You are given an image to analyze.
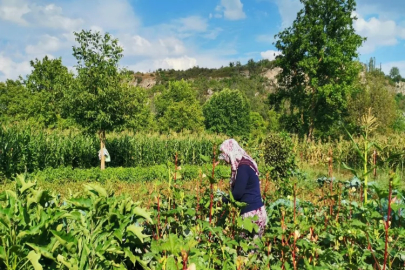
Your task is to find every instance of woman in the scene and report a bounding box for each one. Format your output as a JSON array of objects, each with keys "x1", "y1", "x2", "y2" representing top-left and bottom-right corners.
[{"x1": 218, "y1": 139, "x2": 267, "y2": 238}]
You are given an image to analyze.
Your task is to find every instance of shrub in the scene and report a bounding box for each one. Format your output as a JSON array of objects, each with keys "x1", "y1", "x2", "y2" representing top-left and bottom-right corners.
[
  {"x1": 32, "y1": 165, "x2": 231, "y2": 183},
  {"x1": 263, "y1": 133, "x2": 296, "y2": 179}
]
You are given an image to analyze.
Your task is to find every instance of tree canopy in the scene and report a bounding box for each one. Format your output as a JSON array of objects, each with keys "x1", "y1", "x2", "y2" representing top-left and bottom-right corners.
[
  {"x1": 203, "y1": 88, "x2": 250, "y2": 138},
  {"x1": 272, "y1": 0, "x2": 365, "y2": 139}
]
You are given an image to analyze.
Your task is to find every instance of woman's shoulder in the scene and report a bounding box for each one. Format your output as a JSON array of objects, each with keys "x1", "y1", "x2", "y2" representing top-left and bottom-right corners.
[{"x1": 237, "y1": 164, "x2": 257, "y2": 174}]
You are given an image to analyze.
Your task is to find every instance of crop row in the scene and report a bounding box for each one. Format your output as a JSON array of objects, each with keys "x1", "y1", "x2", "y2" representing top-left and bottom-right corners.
[{"x1": 0, "y1": 127, "x2": 225, "y2": 177}]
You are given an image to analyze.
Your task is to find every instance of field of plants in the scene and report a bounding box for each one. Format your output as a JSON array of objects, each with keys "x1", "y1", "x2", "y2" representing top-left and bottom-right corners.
[{"x1": 1, "y1": 131, "x2": 405, "y2": 269}]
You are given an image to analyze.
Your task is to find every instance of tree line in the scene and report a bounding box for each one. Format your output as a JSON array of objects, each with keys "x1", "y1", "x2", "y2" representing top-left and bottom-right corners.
[{"x1": 1, "y1": 0, "x2": 405, "y2": 148}]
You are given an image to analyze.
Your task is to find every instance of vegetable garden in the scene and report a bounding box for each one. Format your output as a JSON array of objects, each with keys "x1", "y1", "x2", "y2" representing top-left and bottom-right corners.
[{"x1": 1, "y1": 137, "x2": 404, "y2": 269}]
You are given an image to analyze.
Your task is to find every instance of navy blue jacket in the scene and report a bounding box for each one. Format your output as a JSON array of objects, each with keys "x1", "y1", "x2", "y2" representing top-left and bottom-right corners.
[{"x1": 223, "y1": 164, "x2": 264, "y2": 214}]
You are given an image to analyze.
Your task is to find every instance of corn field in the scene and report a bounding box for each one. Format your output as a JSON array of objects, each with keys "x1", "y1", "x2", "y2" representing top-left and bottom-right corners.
[
  {"x1": 2, "y1": 126, "x2": 405, "y2": 179},
  {"x1": 0, "y1": 127, "x2": 225, "y2": 178},
  {"x1": 291, "y1": 134, "x2": 405, "y2": 169}
]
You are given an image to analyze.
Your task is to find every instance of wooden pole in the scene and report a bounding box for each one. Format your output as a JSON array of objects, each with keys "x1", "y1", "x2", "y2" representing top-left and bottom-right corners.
[{"x1": 100, "y1": 130, "x2": 106, "y2": 170}]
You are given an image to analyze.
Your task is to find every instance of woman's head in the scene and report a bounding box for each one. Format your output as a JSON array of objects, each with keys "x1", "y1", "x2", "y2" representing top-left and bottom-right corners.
[
  {"x1": 218, "y1": 139, "x2": 246, "y2": 169},
  {"x1": 218, "y1": 139, "x2": 259, "y2": 185}
]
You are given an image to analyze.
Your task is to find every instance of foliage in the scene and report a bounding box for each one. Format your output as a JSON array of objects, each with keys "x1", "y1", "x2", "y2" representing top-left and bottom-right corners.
[
  {"x1": 154, "y1": 80, "x2": 204, "y2": 133},
  {"x1": 273, "y1": 0, "x2": 364, "y2": 138},
  {"x1": 21, "y1": 56, "x2": 74, "y2": 127},
  {"x1": 347, "y1": 72, "x2": 398, "y2": 133},
  {"x1": 389, "y1": 67, "x2": 402, "y2": 82},
  {"x1": 0, "y1": 80, "x2": 32, "y2": 124},
  {"x1": 203, "y1": 88, "x2": 251, "y2": 138},
  {"x1": 0, "y1": 174, "x2": 152, "y2": 269},
  {"x1": 67, "y1": 30, "x2": 125, "y2": 134},
  {"x1": 249, "y1": 112, "x2": 267, "y2": 139},
  {"x1": 32, "y1": 165, "x2": 230, "y2": 184},
  {"x1": 154, "y1": 59, "x2": 275, "y2": 82},
  {"x1": 1, "y1": 153, "x2": 405, "y2": 269},
  {"x1": 263, "y1": 133, "x2": 296, "y2": 179}
]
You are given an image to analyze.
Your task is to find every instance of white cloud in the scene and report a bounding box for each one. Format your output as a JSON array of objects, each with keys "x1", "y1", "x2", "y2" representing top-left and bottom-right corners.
[
  {"x1": 177, "y1": 16, "x2": 208, "y2": 32},
  {"x1": 356, "y1": 0, "x2": 405, "y2": 21},
  {"x1": 273, "y1": 0, "x2": 302, "y2": 28},
  {"x1": 0, "y1": 0, "x2": 30, "y2": 25},
  {"x1": 215, "y1": 0, "x2": 246, "y2": 20},
  {"x1": 0, "y1": 54, "x2": 31, "y2": 81},
  {"x1": 204, "y1": 27, "x2": 223, "y2": 39},
  {"x1": 25, "y1": 35, "x2": 63, "y2": 55},
  {"x1": 353, "y1": 12, "x2": 405, "y2": 54},
  {"x1": 70, "y1": 0, "x2": 139, "y2": 31},
  {"x1": 256, "y1": 34, "x2": 275, "y2": 43},
  {"x1": 0, "y1": 1, "x2": 83, "y2": 31},
  {"x1": 120, "y1": 35, "x2": 186, "y2": 58},
  {"x1": 154, "y1": 56, "x2": 197, "y2": 70},
  {"x1": 0, "y1": 0, "x2": 233, "y2": 80},
  {"x1": 27, "y1": 4, "x2": 84, "y2": 31},
  {"x1": 261, "y1": 50, "x2": 281, "y2": 61}
]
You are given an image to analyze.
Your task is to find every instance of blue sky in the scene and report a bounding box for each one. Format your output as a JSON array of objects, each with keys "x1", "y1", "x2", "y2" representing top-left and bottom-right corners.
[{"x1": 0, "y1": 0, "x2": 405, "y2": 81}]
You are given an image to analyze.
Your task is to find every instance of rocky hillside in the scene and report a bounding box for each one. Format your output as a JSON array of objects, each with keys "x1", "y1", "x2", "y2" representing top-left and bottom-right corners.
[{"x1": 129, "y1": 65, "x2": 404, "y2": 97}]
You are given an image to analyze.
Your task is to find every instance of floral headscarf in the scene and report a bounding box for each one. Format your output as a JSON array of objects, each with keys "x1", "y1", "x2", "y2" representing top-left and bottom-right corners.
[{"x1": 219, "y1": 139, "x2": 259, "y2": 186}]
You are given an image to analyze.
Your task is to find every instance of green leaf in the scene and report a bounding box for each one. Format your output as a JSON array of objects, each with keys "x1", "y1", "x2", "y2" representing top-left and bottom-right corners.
[
  {"x1": 84, "y1": 183, "x2": 108, "y2": 197},
  {"x1": 345, "y1": 129, "x2": 365, "y2": 162},
  {"x1": 242, "y1": 218, "x2": 254, "y2": 233},
  {"x1": 207, "y1": 176, "x2": 217, "y2": 184},
  {"x1": 127, "y1": 225, "x2": 148, "y2": 243},
  {"x1": 342, "y1": 162, "x2": 358, "y2": 177},
  {"x1": 200, "y1": 154, "x2": 211, "y2": 163},
  {"x1": 19, "y1": 180, "x2": 36, "y2": 195},
  {"x1": 27, "y1": 250, "x2": 43, "y2": 270},
  {"x1": 132, "y1": 207, "x2": 153, "y2": 224},
  {"x1": 26, "y1": 243, "x2": 55, "y2": 261},
  {"x1": 350, "y1": 219, "x2": 366, "y2": 228},
  {"x1": 0, "y1": 246, "x2": 5, "y2": 260}
]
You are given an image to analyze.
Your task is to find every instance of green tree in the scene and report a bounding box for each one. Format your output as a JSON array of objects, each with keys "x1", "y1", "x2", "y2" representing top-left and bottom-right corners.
[
  {"x1": 154, "y1": 80, "x2": 204, "y2": 132},
  {"x1": 347, "y1": 73, "x2": 398, "y2": 133},
  {"x1": 273, "y1": 0, "x2": 364, "y2": 139},
  {"x1": 22, "y1": 56, "x2": 74, "y2": 127},
  {"x1": 250, "y1": 111, "x2": 267, "y2": 138},
  {"x1": 0, "y1": 80, "x2": 31, "y2": 123},
  {"x1": 119, "y1": 84, "x2": 155, "y2": 132},
  {"x1": 389, "y1": 66, "x2": 401, "y2": 82},
  {"x1": 203, "y1": 88, "x2": 250, "y2": 137},
  {"x1": 66, "y1": 30, "x2": 132, "y2": 170}
]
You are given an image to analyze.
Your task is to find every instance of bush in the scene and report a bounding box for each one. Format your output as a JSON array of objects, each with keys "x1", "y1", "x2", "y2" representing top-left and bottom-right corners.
[
  {"x1": 32, "y1": 165, "x2": 231, "y2": 183},
  {"x1": 263, "y1": 133, "x2": 296, "y2": 179}
]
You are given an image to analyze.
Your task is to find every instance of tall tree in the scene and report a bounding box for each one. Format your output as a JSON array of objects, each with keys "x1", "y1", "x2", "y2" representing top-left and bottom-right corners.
[
  {"x1": 154, "y1": 80, "x2": 204, "y2": 132},
  {"x1": 22, "y1": 56, "x2": 73, "y2": 126},
  {"x1": 389, "y1": 66, "x2": 401, "y2": 82},
  {"x1": 347, "y1": 72, "x2": 398, "y2": 133},
  {"x1": 66, "y1": 30, "x2": 128, "y2": 170},
  {"x1": 273, "y1": 0, "x2": 365, "y2": 139},
  {"x1": 203, "y1": 88, "x2": 250, "y2": 138}
]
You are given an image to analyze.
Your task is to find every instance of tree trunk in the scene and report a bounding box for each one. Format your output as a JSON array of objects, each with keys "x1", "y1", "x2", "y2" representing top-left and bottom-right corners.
[
  {"x1": 308, "y1": 118, "x2": 314, "y2": 142},
  {"x1": 307, "y1": 87, "x2": 316, "y2": 142},
  {"x1": 100, "y1": 130, "x2": 106, "y2": 170}
]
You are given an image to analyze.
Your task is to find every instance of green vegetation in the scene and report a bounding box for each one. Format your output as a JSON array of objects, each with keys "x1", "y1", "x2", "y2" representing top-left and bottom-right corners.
[
  {"x1": 1, "y1": 0, "x2": 405, "y2": 268},
  {"x1": 0, "y1": 127, "x2": 227, "y2": 178},
  {"x1": 203, "y1": 88, "x2": 251, "y2": 138},
  {"x1": 154, "y1": 80, "x2": 204, "y2": 133}
]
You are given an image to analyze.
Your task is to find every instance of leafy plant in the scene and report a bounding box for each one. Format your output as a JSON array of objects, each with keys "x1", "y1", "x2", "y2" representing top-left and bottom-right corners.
[
  {"x1": 263, "y1": 132, "x2": 296, "y2": 180},
  {"x1": 0, "y1": 174, "x2": 153, "y2": 270}
]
